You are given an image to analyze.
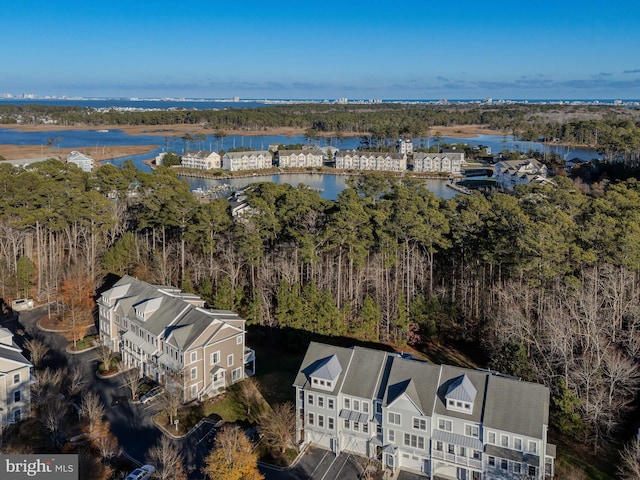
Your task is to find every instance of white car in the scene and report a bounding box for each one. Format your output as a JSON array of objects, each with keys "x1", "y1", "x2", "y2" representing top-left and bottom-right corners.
[{"x1": 124, "y1": 465, "x2": 155, "y2": 480}]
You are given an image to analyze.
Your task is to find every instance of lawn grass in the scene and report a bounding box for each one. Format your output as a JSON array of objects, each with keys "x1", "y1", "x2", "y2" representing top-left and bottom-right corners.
[{"x1": 202, "y1": 393, "x2": 249, "y2": 424}]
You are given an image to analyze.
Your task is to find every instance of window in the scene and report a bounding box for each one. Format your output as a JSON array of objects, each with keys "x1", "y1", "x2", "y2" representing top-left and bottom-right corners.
[
  {"x1": 413, "y1": 418, "x2": 427, "y2": 430},
  {"x1": 13, "y1": 390, "x2": 21, "y2": 403},
  {"x1": 231, "y1": 368, "x2": 241, "y2": 381},
  {"x1": 13, "y1": 373, "x2": 20, "y2": 384},
  {"x1": 344, "y1": 419, "x2": 350, "y2": 429},
  {"x1": 528, "y1": 441, "x2": 538, "y2": 454},
  {"x1": 13, "y1": 409, "x2": 21, "y2": 422},
  {"x1": 528, "y1": 465, "x2": 537, "y2": 476},
  {"x1": 448, "y1": 444, "x2": 455, "y2": 455},
  {"x1": 308, "y1": 413, "x2": 314, "y2": 426},
  {"x1": 500, "y1": 459, "x2": 508, "y2": 470},
  {"x1": 318, "y1": 396, "x2": 324, "y2": 408},
  {"x1": 501, "y1": 434, "x2": 509, "y2": 448},
  {"x1": 353, "y1": 399, "x2": 360, "y2": 411},
  {"x1": 211, "y1": 351, "x2": 220, "y2": 365},
  {"x1": 362, "y1": 402, "x2": 369, "y2": 414},
  {"x1": 488, "y1": 456, "x2": 495, "y2": 467},
  {"x1": 438, "y1": 418, "x2": 452, "y2": 431},
  {"x1": 191, "y1": 384, "x2": 197, "y2": 398},
  {"x1": 514, "y1": 462, "x2": 522, "y2": 474},
  {"x1": 328, "y1": 398, "x2": 334, "y2": 410},
  {"x1": 465, "y1": 424, "x2": 479, "y2": 438},
  {"x1": 190, "y1": 367, "x2": 197, "y2": 380},
  {"x1": 328, "y1": 417, "x2": 334, "y2": 430},
  {"x1": 388, "y1": 429, "x2": 395, "y2": 443},
  {"x1": 403, "y1": 434, "x2": 425, "y2": 449},
  {"x1": 388, "y1": 412, "x2": 401, "y2": 425},
  {"x1": 190, "y1": 351, "x2": 197, "y2": 363},
  {"x1": 488, "y1": 432, "x2": 496, "y2": 444},
  {"x1": 344, "y1": 398, "x2": 350, "y2": 409},
  {"x1": 514, "y1": 437, "x2": 522, "y2": 450},
  {"x1": 472, "y1": 450, "x2": 481, "y2": 460},
  {"x1": 307, "y1": 393, "x2": 314, "y2": 406},
  {"x1": 363, "y1": 422, "x2": 368, "y2": 434},
  {"x1": 353, "y1": 422, "x2": 359, "y2": 432},
  {"x1": 435, "y1": 441, "x2": 443, "y2": 451},
  {"x1": 318, "y1": 415, "x2": 324, "y2": 428},
  {"x1": 227, "y1": 354, "x2": 234, "y2": 367},
  {"x1": 459, "y1": 446, "x2": 466, "y2": 457},
  {"x1": 375, "y1": 401, "x2": 382, "y2": 414},
  {"x1": 236, "y1": 336, "x2": 242, "y2": 345}
]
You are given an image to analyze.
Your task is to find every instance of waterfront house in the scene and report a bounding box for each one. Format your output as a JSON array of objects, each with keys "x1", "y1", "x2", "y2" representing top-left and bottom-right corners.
[
  {"x1": 277, "y1": 148, "x2": 324, "y2": 168},
  {"x1": 98, "y1": 275, "x2": 255, "y2": 402},
  {"x1": 0, "y1": 328, "x2": 32, "y2": 426},
  {"x1": 398, "y1": 138, "x2": 414, "y2": 155},
  {"x1": 294, "y1": 342, "x2": 555, "y2": 479},
  {"x1": 493, "y1": 159, "x2": 549, "y2": 190},
  {"x1": 180, "y1": 150, "x2": 221, "y2": 170},
  {"x1": 412, "y1": 152, "x2": 464, "y2": 174},
  {"x1": 66, "y1": 150, "x2": 94, "y2": 172},
  {"x1": 335, "y1": 151, "x2": 407, "y2": 172},
  {"x1": 222, "y1": 150, "x2": 273, "y2": 172}
]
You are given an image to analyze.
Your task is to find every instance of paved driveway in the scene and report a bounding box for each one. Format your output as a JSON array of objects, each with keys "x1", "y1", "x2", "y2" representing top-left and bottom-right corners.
[{"x1": 260, "y1": 447, "x2": 368, "y2": 480}]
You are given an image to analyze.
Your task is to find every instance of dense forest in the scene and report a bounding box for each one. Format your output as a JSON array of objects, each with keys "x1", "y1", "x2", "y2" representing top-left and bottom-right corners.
[
  {"x1": 3, "y1": 103, "x2": 640, "y2": 163},
  {"x1": 3, "y1": 156, "x2": 640, "y2": 469}
]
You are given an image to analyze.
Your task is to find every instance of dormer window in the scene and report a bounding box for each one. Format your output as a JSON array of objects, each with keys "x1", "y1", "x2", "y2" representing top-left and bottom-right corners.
[
  {"x1": 445, "y1": 374, "x2": 476, "y2": 414},
  {"x1": 308, "y1": 354, "x2": 341, "y2": 392}
]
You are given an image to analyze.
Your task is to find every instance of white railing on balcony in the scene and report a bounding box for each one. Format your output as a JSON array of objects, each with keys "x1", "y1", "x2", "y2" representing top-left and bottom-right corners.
[{"x1": 431, "y1": 450, "x2": 481, "y2": 469}]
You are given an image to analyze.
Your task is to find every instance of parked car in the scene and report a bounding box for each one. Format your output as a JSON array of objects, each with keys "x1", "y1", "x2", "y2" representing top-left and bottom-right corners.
[
  {"x1": 124, "y1": 465, "x2": 155, "y2": 480},
  {"x1": 140, "y1": 386, "x2": 163, "y2": 404}
]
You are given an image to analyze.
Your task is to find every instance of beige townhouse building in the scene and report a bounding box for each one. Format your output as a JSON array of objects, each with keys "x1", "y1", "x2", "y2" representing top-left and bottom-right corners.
[{"x1": 98, "y1": 275, "x2": 255, "y2": 402}]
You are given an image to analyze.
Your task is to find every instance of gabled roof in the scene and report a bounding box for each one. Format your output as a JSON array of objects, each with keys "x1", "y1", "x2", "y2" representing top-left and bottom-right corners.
[
  {"x1": 341, "y1": 346, "x2": 389, "y2": 399},
  {"x1": 445, "y1": 374, "x2": 477, "y2": 402},
  {"x1": 386, "y1": 378, "x2": 424, "y2": 414},
  {"x1": 103, "y1": 275, "x2": 245, "y2": 351},
  {"x1": 383, "y1": 355, "x2": 440, "y2": 413},
  {"x1": 483, "y1": 373, "x2": 549, "y2": 438},
  {"x1": 293, "y1": 342, "x2": 353, "y2": 393},
  {"x1": 310, "y1": 355, "x2": 342, "y2": 381}
]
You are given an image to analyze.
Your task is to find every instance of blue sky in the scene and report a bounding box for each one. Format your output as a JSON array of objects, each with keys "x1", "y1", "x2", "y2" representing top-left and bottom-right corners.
[{"x1": 3, "y1": 1, "x2": 640, "y2": 100}]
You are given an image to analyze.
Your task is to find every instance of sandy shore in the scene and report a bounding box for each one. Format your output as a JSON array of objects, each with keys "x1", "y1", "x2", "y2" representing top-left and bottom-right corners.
[
  {"x1": 0, "y1": 144, "x2": 158, "y2": 162},
  {"x1": 0, "y1": 123, "x2": 504, "y2": 138},
  {"x1": 0, "y1": 123, "x2": 504, "y2": 162}
]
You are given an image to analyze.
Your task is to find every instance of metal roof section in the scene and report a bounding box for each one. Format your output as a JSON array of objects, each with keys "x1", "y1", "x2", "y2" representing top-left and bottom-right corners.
[
  {"x1": 445, "y1": 373, "x2": 477, "y2": 403},
  {"x1": 433, "y1": 429, "x2": 483, "y2": 451},
  {"x1": 311, "y1": 354, "x2": 342, "y2": 381},
  {"x1": 339, "y1": 409, "x2": 369, "y2": 424}
]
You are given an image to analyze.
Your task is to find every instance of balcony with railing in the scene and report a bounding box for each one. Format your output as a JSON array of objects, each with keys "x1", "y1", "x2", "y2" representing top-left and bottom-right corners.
[{"x1": 432, "y1": 450, "x2": 482, "y2": 469}]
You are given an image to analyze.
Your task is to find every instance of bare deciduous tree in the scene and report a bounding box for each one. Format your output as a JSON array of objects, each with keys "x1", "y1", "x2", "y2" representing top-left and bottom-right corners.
[
  {"x1": 92, "y1": 418, "x2": 120, "y2": 461},
  {"x1": 120, "y1": 365, "x2": 142, "y2": 401},
  {"x1": 146, "y1": 436, "x2": 187, "y2": 480},
  {"x1": 619, "y1": 438, "x2": 640, "y2": 480},
  {"x1": 80, "y1": 391, "x2": 104, "y2": 436},
  {"x1": 158, "y1": 384, "x2": 182, "y2": 425},
  {"x1": 23, "y1": 337, "x2": 49, "y2": 369},
  {"x1": 258, "y1": 402, "x2": 296, "y2": 454},
  {"x1": 67, "y1": 363, "x2": 87, "y2": 396},
  {"x1": 40, "y1": 396, "x2": 68, "y2": 449}
]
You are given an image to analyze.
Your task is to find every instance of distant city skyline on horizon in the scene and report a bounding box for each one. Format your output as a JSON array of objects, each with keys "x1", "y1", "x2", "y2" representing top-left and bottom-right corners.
[{"x1": 4, "y1": 1, "x2": 640, "y2": 100}]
